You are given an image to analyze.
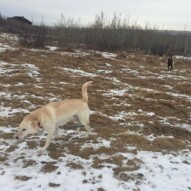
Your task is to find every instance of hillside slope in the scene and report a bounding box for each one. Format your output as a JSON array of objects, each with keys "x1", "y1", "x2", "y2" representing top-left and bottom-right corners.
[{"x1": 0, "y1": 33, "x2": 191, "y2": 191}]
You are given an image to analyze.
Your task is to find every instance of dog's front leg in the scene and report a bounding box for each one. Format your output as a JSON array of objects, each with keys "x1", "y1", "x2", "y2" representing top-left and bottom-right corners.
[
  {"x1": 41, "y1": 129, "x2": 55, "y2": 152},
  {"x1": 54, "y1": 126, "x2": 62, "y2": 139}
]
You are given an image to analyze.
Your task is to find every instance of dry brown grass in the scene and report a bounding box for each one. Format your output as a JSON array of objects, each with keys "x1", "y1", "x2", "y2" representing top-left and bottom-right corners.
[
  {"x1": 41, "y1": 162, "x2": 58, "y2": 173},
  {"x1": 1, "y1": 39, "x2": 191, "y2": 182},
  {"x1": 153, "y1": 137, "x2": 186, "y2": 151}
]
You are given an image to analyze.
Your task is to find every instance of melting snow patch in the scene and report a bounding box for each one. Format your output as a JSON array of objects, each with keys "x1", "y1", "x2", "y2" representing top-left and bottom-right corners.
[
  {"x1": 175, "y1": 55, "x2": 191, "y2": 61},
  {"x1": 22, "y1": 63, "x2": 41, "y2": 81},
  {"x1": 103, "y1": 89, "x2": 127, "y2": 97},
  {"x1": 0, "y1": 107, "x2": 28, "y2": 117},
  {"x1": 97, "y1": 69, "x2": 112, "y2": 74},
  {"x1": 0, "y1": 42, "x2": 16, "y2": 53},
  {"x1": 95, "y1": 51, "x2": 117, "y2": 59},
  {"x1": 0, "y1": 33, "x2": 18, "y2": 41},
  {"x1": 60, "y1": 50, "x2": 90, "y2": 57},
  {"x1": 46, "y1": 46, "x2": 58, "y2": 51},
  {"x1": 175, "y1": 123, "x2": 191, "y2": 132},
  {"x1": 62, "y1": 68, "x2": 97, "y2": 77},
  {"x1": 147, "y1": 112, "x2": 155, "y2": 116},
  {"x1": 166, "y1": 92, "x2": 191, "y2": 102},
  {"x1": 136, "y1": 151, "x2": 191, "y2": 191},
  {"x1": 82, "y1": 137, "x2": 111, "y2": 150},
  {"x1": 105, "y1": 63, "x2": 111, "y2": 67},
  {"x1": 163, "y1": 85, "x2": 173, "y2": 89},
  {"x1": 109, "y1": 111, "x2": 127, "y2": 121},
  {"x1": 0, "y1": 61, "x2": 16, "y2": 75},
  {"x1": 0, "y1": 61, "x2": 41, "y2": 82},
  {"x1": 0, "y1": 126, "x2": 128, "y2": 191}
]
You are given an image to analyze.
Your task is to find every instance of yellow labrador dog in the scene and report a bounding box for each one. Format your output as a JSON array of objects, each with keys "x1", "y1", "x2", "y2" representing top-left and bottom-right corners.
[{"x1": 15, "y1": 81, "x2": 92, "y2": 152}]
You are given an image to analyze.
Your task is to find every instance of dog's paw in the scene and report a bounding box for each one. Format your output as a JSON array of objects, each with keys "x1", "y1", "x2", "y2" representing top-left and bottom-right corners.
[{"x1": 38, "y1": 147, "x2": 47, "y2": 154}]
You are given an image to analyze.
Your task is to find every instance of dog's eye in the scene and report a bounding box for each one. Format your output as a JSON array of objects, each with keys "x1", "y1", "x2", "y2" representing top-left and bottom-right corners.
[{"x1": 23, "y1": 129, "x2": 26, "y2": 131}]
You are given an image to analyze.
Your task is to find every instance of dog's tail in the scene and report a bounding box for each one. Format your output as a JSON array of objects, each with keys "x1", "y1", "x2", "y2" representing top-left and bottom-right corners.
[{"x1": 82, "y1": 81, "x2": 92, "y2": 102}]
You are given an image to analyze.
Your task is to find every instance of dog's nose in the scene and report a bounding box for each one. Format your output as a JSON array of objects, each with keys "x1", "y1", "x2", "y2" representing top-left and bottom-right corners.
[{"x1": 15, "y1": 136, "x2": 19, "y2": 140}]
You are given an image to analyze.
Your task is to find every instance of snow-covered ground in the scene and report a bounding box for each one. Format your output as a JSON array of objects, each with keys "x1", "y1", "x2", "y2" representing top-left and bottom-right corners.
[
  {"x1": 175, "y1": 55, "x2": 191, "y2": 61},
  {"x1": 0, "y1": 125, "x2": 191, "y2": 191},
  {"x1": 0, "y1": 34, "x2": 191, "y2": 191}
]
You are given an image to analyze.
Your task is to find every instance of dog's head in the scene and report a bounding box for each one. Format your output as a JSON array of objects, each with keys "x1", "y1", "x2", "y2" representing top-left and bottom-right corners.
[{"x1": 15, "y1": 114, "x2": 40, "y2": 140}]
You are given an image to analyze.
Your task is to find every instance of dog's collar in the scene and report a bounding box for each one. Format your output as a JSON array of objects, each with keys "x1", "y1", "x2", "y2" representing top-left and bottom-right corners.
[{"x1": 38, "y1": 122, "x2": 43, "y2": 129}]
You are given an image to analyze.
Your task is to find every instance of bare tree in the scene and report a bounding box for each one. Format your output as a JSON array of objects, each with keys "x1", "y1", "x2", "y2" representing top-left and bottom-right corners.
[{"x1": 1, "y1": 12, "x2": 190, "y2": 56}]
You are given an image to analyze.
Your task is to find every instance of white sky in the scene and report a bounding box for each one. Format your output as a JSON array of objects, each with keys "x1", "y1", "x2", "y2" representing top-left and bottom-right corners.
[{"x1": 0, "y1": 0, "x2": 191, "y2": 31}]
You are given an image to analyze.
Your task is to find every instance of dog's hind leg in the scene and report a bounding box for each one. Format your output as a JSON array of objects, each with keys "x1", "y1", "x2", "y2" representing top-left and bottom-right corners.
[
  {"x1": 78, "y1": 115, "x2": 90, "y2": 138},
  {"x1": 84, "y1": 122, "x2": 91, "y2": 138}
]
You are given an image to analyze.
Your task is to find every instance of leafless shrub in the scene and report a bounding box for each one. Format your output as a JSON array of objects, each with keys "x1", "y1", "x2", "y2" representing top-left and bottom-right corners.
[
  {"x1": 19, "y1": 23, "x2": 47, "y2": 48},
  {"x1": 1, "y1": 12, "x2": 190, "y2": 55}
]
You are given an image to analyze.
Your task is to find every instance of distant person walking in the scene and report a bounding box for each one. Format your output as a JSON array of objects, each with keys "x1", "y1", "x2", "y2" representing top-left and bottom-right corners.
[{"x1": 167, "y1": 56, "x2": 173, "y2": 71}]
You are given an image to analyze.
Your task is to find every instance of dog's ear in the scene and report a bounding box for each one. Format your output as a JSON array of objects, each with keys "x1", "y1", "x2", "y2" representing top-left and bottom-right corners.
[
  {"x1": 31, "y1": 119, "x2": 39, "y2": 128},
  {"x1": 23, "y1": 114, "x2": 29, "y2": 120},
  {"x1": 31, "y1": 120, "x2": 42, "y2": 129}
]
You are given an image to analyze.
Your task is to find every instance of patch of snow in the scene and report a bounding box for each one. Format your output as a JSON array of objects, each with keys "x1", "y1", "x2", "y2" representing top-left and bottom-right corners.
[
  {"x1": 0, "y1": 92, "x2": 12, "y2": 98},
  {"x1": 0, "y1": 61, "x2": 16, "y2": 75},
  {"x1": 135, "y1": 151, "x2": 191, "y2": 191},
  {"x1": 0, "y1": 33, "x2": 18, "y2": 41},
  {"x1": 0, "y1": 42, "x2": 16, "y2": 53},
  {"x1": 0, "y1": 127, "x2": 129, "y2": 191},
  {"x1": 110, "y1": 77, "x2": 121, "y2": 84},
  {"x1": 166, "y1": 91, "x2": 191, "y2": 102},
  {"x1": 147, "y1": 112, "x2": 155, "y2": 116},
  {"x1": 103, "y1": 89, "x2": 127, "y2": 97},
  {"x1": 60, "y1": 50, "x2": 90, "y2": 57},
  {"x1": 105, "y1": 63, "x2": 111, "y2": 67},
  {"x1": 0, "y1": 61, "x2": 41, "y2": 82},
  {"x1": 46, "y1": 46, "x2": 58, "y2": 51},
  {"x1": 175, "y1": 55, "x2": 191, "y2": 61},
  {"x1": 0, "y1": 107, "x2": 28, "y2": 117},
  {"x1": 82, "y1": 137, "x2": 111, "y2": 150},
  {"x1": 15, "y1": 82, "x2": 24, "y2": 86},
  {"x1": 97, "y1": 69, "x2": 112, "y2": 74},
  {"x1": 175, "y1": 123, "x2": 191, "y2": 132},
  {"x1": 22, "y1": 63, "x2": 41, "y2": 81},
  {"x1": 109, "y1": 111, "x2": 127, "y2": 121},
  {"x1": 75, "y1": 50, "x2": 90, "y2": 56},
  {"x1": 163, "y1": 85, "x2": 173, "y2": 89},
  {"x1": 95, "y1": 51, "x2": 117, "y2": 59},
  {"x1": 62, "y1": 68, "x2": 97, "y2": 77}
]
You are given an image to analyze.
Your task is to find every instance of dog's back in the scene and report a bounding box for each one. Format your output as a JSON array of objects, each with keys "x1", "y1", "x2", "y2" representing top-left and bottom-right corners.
[{"x1": 44, "y1": 81, "x2": 92, "y2": 126}]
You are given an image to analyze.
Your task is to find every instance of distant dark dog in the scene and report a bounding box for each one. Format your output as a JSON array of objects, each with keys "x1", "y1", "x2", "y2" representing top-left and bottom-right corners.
[{"x1": 167, "y1": 56, "x2": 173, "y2": 71}]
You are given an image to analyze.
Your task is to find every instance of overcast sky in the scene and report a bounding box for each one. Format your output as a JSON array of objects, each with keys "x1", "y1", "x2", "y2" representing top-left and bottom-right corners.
[{"x1": 0, "y1": 0, "x2": 191, "y2": 31}]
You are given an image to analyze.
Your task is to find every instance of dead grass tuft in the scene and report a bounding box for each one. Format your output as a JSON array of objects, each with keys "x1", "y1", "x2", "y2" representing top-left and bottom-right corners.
[
  {"x1": 48, "y1": 148, "x2": 65, "y2": 160},
  {"x1": 41, "y1": 162, "x2": 58, "y2": 173},
  {"x1": 15, "y1": 176, "x2": 32, "y2": 181},
  {"x1": 23, "y1": 159, "x2": 36, "y2": 168},
  {"x1": 0, "y1": 155, "x2": 8, "y2": 163},
  {"x1": 102, "y1": 155, "x2": 126, "y2": 166},
  {"x1": 153, "y1": 137, "x2": 186, "y2": 151},
  {"x1": 66, "y1": 162, "x2": 83, "y2": 170},
  {"x1": 49, "y1": 183, "x2": 61, "y2": 188},
  {"x1": 112, "y1": 134, "x2": 151, "y2": 150},
  {"x1": 5, "y1": 145, "x2": 17, "y2": 152}
]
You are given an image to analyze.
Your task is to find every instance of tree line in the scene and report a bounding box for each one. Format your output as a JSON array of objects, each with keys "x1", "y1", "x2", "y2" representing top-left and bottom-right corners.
[{"x1": 0, "y1": 12, "x2": 190, "y2": 56}]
